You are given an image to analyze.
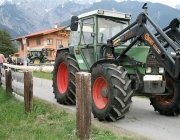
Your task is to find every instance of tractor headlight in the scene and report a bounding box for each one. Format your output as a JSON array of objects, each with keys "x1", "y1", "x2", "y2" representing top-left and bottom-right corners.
[
  {"x1": 159, "y1": 67, "x2": 164, "y2": 74},
  {"x1": 146, "y1": 67, "x2": 152, "y2": 73}
]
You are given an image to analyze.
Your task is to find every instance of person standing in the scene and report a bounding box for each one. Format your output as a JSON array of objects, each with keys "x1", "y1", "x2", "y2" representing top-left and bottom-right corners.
[
  {"x1": 7, "y1": 54, "x2": 12, "y2": 64},
  {"x1": 12, "y1": 54, "x2": 17, "y2": 65},
  {"x1": 0, "y1": 53, "x2": 6, "y2": 68}
]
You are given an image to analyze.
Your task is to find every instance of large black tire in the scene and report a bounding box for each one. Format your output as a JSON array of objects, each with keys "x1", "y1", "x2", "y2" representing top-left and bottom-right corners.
[
  {"x1": 91, "y1": 64, "x2": 133, "y2": 121},
  {"x1": 53, "y1": 51, "x2": 79, "y2": 105},
  {"x1": 150, "y1": 74, "x2": 180, "y2": 116}
]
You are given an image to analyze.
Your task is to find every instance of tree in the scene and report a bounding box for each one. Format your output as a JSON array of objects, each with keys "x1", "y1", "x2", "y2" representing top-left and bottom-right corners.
[{"x1": 0, "y1": 29, "x2": 17, "y2": 57}]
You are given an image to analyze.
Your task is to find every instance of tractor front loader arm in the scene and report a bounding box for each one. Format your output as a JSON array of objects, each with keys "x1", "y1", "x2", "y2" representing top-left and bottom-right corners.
[
  {"x1": 155, "y1": 18, "x2": 180, "y2": 46},
  {"x1": 107, "y1": 12, "x2": 180, "y2": 79}
]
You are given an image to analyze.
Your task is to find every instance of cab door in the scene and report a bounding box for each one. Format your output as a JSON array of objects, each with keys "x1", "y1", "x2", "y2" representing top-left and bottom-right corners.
[{"x1": 74, "y1": 17, "x2": 96, "y2": 71}]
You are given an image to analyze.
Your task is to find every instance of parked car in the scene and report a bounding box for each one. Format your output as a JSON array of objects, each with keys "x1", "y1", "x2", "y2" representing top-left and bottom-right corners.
[{"x1": 16, "y1": 57, "x2": 30, "y2": 66}]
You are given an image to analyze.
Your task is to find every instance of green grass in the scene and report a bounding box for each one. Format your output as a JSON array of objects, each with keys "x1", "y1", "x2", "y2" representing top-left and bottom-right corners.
[
  {"x1": 33, "y1": 71, "x2": 52, "y2": 80},
  {"x1": 0, "y1": 87, "x2": 146, "y2": 140}
]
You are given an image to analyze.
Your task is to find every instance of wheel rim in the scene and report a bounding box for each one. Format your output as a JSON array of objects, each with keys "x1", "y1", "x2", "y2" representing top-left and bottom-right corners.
[
  {"x1": 93, "y1": 77, "x2": 108, "y2": 109},
  {"x1": 156, "y1": 78, "x2": 174, "y2": 105},
  {"x1": 34, "y1": 59, "x2": 40, "y2": 64},
  {"x1": 57, "y1": 62, "x2": 68, "y2": 94}
]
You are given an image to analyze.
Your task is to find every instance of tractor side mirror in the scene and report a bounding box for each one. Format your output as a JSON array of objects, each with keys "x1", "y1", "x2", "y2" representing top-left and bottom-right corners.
[{"x1": 71, "y1": 16, "x2": 78, "y2": 31}]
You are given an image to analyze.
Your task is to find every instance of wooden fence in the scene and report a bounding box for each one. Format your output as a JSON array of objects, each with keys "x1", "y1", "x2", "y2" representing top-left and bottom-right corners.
[
  {"x1": 75, "y1": 72, "x2": 91, "y2": 140},
  {"x1": 3, "y1": 63, "x2": 53, "y2": 73},
  {"x1": 1, "y1": 64, "x2": 92, "y2": 140},
  {"x1": 0, "y1": 67, "x2": 33, "y2": 112}
]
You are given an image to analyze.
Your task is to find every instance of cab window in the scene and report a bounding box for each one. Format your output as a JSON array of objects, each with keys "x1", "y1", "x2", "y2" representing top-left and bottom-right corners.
[{"x1": 80, "y1": 18, "x2": 94, "y2": 45}]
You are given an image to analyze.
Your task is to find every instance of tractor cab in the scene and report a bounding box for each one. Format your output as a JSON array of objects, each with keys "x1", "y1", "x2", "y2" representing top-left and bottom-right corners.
[{"x1": 69, "y1": 10, "x2": 131, "y2": 70}]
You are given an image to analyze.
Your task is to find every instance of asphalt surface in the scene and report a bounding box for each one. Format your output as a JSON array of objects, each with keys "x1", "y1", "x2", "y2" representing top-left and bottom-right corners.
[{"x1": 33, "y1": 77, "x2": 180, "y2": 140}]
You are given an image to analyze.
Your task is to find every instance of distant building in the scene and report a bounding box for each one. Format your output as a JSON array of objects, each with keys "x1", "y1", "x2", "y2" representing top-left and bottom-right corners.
[{"x1": 11, "y1": 26, "x2": 70, "y2": 61}]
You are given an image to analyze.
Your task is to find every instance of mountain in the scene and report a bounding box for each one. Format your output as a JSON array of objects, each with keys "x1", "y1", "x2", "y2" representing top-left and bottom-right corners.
[
  {"x1": 0, "y1": 0, "x2": 91, "y2": 38},
  {"x1": 0, "y1": 0, "x2": 179, "y2": 38},
  {"x1": 61, "y1": 1, "x2": 180, "y2": 29},
  {"x1": 175, "y1": 4, "x2": 180, "y2": 10}
]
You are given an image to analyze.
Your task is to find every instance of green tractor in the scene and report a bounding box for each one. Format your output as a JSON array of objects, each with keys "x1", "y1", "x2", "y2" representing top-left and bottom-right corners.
[
  {"x1": 28, "y1": 48, "x2": 53, "y2": 64},
  {"x1": 53, "y1": 5, "x2": 180, "y2": 121}
]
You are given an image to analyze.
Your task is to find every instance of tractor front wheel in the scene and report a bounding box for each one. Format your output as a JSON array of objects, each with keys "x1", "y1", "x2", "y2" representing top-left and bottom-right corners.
[
  {"x1": 53, "y1": 51, "x2": 79, "y2": 105},
  {"x1": 150, "y1": 74, "x2": 180, "y2": 116},
  {"x1": 91, "y1": 64, "x2": 133, "y2": 121}
]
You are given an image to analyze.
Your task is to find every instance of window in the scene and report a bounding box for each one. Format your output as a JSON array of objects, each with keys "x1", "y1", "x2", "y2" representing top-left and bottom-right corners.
[
  {"x1": 36, "y1": 39, "x2": 41, "y2": 45},
  {"x1": 69, "y1": 30, "x2": 80, "y2": 46},
  {"x1": 97, "y1": 17, "x2": 129, "y2": 44},
  {"x1": 47, "y1": 39, "x2": 53, "y2": 45},
  {"x1": 81, "y1": 18, "x2": 94, "y2": 45}
]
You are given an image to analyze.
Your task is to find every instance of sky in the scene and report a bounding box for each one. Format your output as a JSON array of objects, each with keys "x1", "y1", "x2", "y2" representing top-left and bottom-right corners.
[{"x1": 95, "y1": 0, "x2": 180, "y2": 8}]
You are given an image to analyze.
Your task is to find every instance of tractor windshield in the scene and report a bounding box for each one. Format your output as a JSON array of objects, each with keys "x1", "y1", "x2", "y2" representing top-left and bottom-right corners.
[{"x1": 98, "y1": 17, "x2": 129, "y2": 43}]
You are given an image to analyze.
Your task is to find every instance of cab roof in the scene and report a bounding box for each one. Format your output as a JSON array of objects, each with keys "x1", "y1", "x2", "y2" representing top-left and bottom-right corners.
[{"x1": 78, "y1": 9, "x2": 131, "y2": 20}]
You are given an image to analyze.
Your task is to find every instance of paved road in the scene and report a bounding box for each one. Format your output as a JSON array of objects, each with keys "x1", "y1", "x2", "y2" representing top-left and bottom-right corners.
[{"x1": 33, "y1": 77, "x2": 180, "y2": 140}]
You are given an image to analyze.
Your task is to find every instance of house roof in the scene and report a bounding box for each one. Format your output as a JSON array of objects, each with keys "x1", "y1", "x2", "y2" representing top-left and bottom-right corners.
[{"x1": 11, "y1": 26, "x2": 67, "y2": 41}]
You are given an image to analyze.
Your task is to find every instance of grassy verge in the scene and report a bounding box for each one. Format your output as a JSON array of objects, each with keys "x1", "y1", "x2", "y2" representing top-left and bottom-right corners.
[
  {"x1": 0, "y1": 87, "x2": 147, "y2": 140},
  {"x1": 33, "y1": 71, "x2": 52, "y2": 80}
]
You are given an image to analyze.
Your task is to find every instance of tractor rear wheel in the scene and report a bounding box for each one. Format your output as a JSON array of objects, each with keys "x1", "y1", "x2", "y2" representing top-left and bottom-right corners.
[
  {"x1": 91, "y1": 64, "x2": 133, "y2": 121},
  {"x1": 53, "y1": 51, "x2": 79, "y2": 105},
  {"x1": 150, "y1": 74, "x2": 180, "y2": 116},
  {"x1": 33, "y1": 58, "x2": 40, "y2": 64}
]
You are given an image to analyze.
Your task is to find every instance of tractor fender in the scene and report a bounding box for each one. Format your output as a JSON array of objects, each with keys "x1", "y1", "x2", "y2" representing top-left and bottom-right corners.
[
  {"x1": 90, "y1": 58, "x2": 119, "y2": 72},
  {"x1": 56, "y1": 46, "x2": 74, "y2": 57}
]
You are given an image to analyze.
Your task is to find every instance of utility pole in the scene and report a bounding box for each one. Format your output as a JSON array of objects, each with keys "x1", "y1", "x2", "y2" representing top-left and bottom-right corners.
[{"x1": 22, "y1": 38, "x2": 27, "y2": 66}]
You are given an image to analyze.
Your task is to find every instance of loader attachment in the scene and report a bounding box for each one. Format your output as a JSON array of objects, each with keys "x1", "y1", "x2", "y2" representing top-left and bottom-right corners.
[
  {"x1": 107, "y1": 7, "x2": 180, "y2": 80},
  {"x1": 155, "y1": 18, "x2": 180, "y2": 47}
]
